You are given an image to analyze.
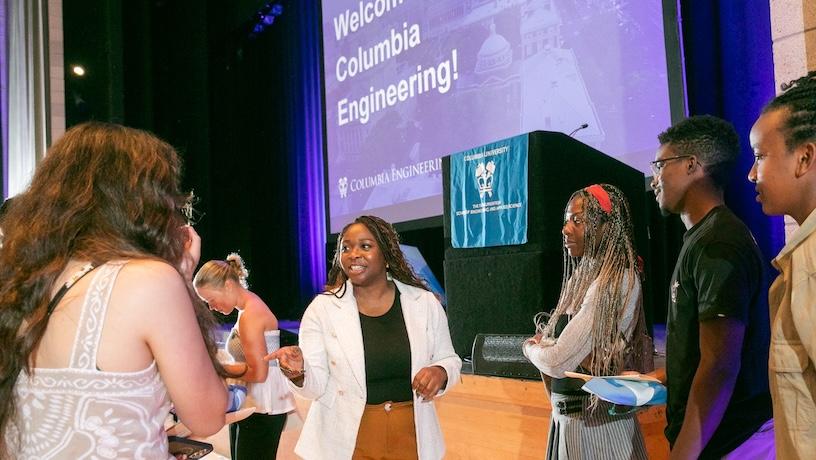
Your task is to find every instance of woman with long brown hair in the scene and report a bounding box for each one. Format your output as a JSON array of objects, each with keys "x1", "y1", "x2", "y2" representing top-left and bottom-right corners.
[
  {"x1": 0, "y1": 122, "x2": 228, "y2": 458},
  {"x1": 268, "y1": 215, "x2": 461, "y2": 460}
]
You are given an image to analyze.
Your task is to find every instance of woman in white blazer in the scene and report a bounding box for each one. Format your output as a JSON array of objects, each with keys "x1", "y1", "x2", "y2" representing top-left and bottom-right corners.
[{"x1": 269, "y1": 215, "x2": 461, "y2": 460}]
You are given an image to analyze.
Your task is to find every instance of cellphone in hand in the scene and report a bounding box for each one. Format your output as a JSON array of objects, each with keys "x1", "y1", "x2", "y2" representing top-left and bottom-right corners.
[{"x1": 168, "y1": 436, "x2": 213, "y2": 459}]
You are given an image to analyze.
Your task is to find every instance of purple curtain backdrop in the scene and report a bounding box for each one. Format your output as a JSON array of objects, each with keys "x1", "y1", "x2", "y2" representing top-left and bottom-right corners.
[
  {"x1": 681, "y1": 0, "x2": 785, "y2": 266},
  {"x1": 286, "y1": 0, "x2": 327, "y2": 304}
]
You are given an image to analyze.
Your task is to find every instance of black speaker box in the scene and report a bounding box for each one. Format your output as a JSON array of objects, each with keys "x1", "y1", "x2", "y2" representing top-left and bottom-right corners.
[
  {"x1": 471, "y1": 333, "x2": 541, "y2": 380},
  {"x1": 444, "y1": 249, "x2": 561, "y2": 355}
]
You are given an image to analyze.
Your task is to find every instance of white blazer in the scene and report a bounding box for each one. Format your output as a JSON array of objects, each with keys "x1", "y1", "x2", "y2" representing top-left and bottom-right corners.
[{"x1": 289, "y1": 279, "x2": 462, "y2": 460}]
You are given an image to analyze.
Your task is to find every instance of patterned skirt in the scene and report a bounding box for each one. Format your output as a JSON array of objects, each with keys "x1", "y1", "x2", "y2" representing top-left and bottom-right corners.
[{"x1": 547, "y1": 392, "x2": 648, "y2": 460}]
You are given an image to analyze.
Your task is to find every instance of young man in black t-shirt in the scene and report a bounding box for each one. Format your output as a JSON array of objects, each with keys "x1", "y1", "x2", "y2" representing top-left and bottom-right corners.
[{"x1": 649, "y1": 116, "x2": 773, "y2": 459}]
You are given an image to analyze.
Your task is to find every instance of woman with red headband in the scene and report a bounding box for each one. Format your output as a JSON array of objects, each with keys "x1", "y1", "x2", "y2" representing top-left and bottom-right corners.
[{"x1": 523, "y1": 183, "x2": 653, "y2": 460}]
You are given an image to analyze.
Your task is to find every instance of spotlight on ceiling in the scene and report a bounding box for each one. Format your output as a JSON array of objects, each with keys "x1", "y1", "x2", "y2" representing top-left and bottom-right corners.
[{"x1": 246, "y1": 3, "x2": 284, "y2": 40}]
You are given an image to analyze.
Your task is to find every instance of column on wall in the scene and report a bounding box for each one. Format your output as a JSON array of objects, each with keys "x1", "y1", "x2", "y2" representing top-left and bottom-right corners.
[
  {"x1": 769, "y1": 0, "x2": 816, "y2": 238},
  {"x1": 4, "y1": 0, "x2": 61, "y2": 199}
]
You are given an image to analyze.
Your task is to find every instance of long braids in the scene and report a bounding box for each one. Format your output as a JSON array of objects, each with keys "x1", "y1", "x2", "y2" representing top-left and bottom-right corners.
[
  {"x1": 764, "y1": 71, "x2": 816, "y2": 150},
  {"x1": 536, "y1": 184, "x2": 650, "y2": 378},
  {"x1": 325, "y1": 215, "x2": 427, "y2": 297}
]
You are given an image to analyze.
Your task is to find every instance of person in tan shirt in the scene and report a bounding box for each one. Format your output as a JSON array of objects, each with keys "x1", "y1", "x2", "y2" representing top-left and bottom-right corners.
[{"x1": 749, "y1": 71, "x2": 816, "y2": 459}]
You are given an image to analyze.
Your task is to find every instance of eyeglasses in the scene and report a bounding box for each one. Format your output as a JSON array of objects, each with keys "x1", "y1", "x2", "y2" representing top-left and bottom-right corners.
[{"x1": 649, "y1": 155, "x2": 693, "y2": 175}]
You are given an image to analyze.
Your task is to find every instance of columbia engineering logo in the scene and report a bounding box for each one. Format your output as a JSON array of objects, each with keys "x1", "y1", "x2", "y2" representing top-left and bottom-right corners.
[
  {"x1": 338, "y1": 177, "x2": 348, "y2": 198},
  {"x1": 475, "y1": 161, "x2": 496, "y2": 198}
]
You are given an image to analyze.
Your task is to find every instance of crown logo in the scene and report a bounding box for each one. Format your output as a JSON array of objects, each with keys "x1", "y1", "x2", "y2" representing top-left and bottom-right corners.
[
  {"x1": 338, "y1": 177, "x2": 349, "y2": 198},
  {"x1": 475, "y1": 161, "x2": 496, "y2": 197}
]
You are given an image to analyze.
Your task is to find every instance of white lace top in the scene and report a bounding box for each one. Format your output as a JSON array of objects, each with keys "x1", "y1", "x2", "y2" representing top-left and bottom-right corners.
[
  {"x1": 5, "y1": 262, "x2": 174, "y2": 459},
  {"x1": 523, "y1": 274, "x2": 641, "y2": 378}
]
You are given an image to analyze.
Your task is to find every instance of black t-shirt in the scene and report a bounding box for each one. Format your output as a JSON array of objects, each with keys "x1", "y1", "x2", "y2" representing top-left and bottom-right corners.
[
  {"x1": 665, "y1": 206, "x2": 772, "y2": 458},
  {"x1": 360, "y1": 289, "x2": 413, "y2": 404}
]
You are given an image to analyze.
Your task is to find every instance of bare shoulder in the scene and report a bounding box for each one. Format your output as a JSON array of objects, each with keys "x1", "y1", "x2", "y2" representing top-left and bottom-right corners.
[
  {"x1": 243, "y1": 293, "x2": 278, "y2": 330},
  {"x1": 118, "y1": 258, "x2": 182, "y2": 281},
  {"x1": 245, "y1": 291, "x2": 272, "y2": 313},
  {"x1": 112, "y1": 259, "x2": 190, "y2": 313},
  {"x1": 99, "y1": 259, "x2": 196, "y2": 363}
]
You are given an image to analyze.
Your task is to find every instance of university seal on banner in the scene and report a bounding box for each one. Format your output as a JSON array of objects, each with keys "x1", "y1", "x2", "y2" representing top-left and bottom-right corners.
[{"x1": 475, "y1": 161, "x2": 496, "y2": 198}]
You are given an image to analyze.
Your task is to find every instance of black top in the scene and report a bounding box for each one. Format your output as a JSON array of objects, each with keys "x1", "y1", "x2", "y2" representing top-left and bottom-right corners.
[
  {"x1": 550, "y1": 314, "x2": 589, "y2": 395},
  {"x1": 665, "y1": 206, "x2": 772, "y2": 458},
  {"x1": 360, "y1": 288, "x2": 413, "y2": 404}
]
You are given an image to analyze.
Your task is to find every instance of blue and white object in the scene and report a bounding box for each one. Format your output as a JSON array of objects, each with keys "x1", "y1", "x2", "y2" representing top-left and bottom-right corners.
[
  {"x1": 565, "y1": 371, "x2": 667, "y2": 407},
  {"x1": 582, "y1": 377, "x2": 667, "y2": 406},
  {"x1": 226, "y1": 384, "x2": 248, "y2": 412},
  {"x1": 400, "y1": 244, "x2": 446, "y2": 306}
]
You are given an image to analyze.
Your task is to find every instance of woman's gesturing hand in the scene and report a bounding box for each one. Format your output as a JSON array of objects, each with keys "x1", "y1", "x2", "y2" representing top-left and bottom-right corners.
[
  {"x1": 412, "y1": 366, "x2": 448, "y2": 401},
  {"x1": 265, "y1": 346, "x2": 305, "y2": 380}
]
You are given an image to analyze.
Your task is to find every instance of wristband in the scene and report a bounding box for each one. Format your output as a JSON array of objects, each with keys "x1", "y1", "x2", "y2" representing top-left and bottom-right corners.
[{"x1": 280, "y1": 364, "x2": 305, "y2": 379}]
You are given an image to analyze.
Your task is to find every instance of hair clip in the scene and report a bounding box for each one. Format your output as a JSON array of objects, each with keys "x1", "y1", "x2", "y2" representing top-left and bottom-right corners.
[{"x1": 181, "y1": 190, "x2": 205, "y2": 226}]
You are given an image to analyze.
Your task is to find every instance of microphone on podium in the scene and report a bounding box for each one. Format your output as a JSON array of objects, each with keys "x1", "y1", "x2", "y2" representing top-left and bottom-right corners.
[{"x1": 568, "y1": 123, "x2": 589, "y2": 137}]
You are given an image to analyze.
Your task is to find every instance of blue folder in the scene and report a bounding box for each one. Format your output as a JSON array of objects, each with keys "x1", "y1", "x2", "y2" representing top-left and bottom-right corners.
[{"x1": 565, "y1": 371, "x2": 667, "y2": 406}]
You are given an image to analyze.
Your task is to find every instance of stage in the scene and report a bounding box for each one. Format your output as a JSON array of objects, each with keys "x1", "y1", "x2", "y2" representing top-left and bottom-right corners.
[
  {"x1": 206, "y1": 324, "x2": 670, "y2": 459},
  {"x1": 258, "y1": 373, "x2": 670, "y2": 460},
  {"x1": 435, "y1": 374, "x2": 668, "y2": 459}
]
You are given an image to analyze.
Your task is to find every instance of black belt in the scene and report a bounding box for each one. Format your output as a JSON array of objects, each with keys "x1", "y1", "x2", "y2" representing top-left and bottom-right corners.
[
  {"x1": 551, "y1": 376, "x2": 589, "y2": 397},
  {"x1": 555, "y1": 398, "x2": 584, "y2": 415}
]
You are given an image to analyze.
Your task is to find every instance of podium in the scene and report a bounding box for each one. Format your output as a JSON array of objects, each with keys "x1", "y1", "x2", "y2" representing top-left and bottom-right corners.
[{"x1": 442, "y1": 131, "x2": 647, "y2": 358}]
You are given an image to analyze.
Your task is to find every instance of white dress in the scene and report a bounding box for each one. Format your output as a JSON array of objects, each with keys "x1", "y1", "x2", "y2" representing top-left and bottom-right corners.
[
  {"x1": 5, "y1": 262, "x2": 175, "y2": 459},
  {"x1": 226, "y1": 328, "x2": 295, "y2": 415}
]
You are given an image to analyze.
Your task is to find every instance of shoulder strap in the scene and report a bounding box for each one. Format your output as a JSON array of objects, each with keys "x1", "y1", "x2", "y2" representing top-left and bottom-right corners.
[
  {"x1": 69, "y1": 262, "x2": 127, "y2": 369},
  {"x1": 46, "y1": 263, "x2": 96, "y2": 316}
]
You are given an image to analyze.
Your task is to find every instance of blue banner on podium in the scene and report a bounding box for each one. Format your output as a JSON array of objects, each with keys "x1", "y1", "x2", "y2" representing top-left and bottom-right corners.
[{"x1": 450, "y1": 134, "x2": 528, "y2": 248}]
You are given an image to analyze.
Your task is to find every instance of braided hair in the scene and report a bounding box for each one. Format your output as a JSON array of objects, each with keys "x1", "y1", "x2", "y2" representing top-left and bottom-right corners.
[
  {"x1": 325, "y1": 215, "x2": 427, "y2": 297},
  {"x1": 535, "y1": 184, "x2": 651, "y2": 379},
  {"x1": 763, "y1": 71, "x2": 816, "y2": 150}
]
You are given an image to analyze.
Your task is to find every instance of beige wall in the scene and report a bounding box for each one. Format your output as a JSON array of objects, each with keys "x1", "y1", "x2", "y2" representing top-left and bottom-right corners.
[
  {"x1": 48, "y1": 0, "x2": 64, "y2": 143},
  {"x1": 770, "y1": 0, "x2": 816, "y2": 86},
  {"x1": 769, "y1": 0, "x2": 816, "y2": 238}
]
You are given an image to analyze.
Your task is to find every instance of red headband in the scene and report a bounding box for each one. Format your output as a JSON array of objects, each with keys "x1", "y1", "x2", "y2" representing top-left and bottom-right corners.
[{"x1": 584, "y1": 184, "x2": 612, "y2": 214}]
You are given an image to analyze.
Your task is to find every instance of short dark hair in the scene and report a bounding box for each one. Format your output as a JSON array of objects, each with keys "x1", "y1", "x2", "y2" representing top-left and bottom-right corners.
[
  {"x1": 657, "y1": 115, "x2": 740, "y2": 189},
  {"x1": 762, "y1": 71, "x2": 816, "y2": 151}
]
